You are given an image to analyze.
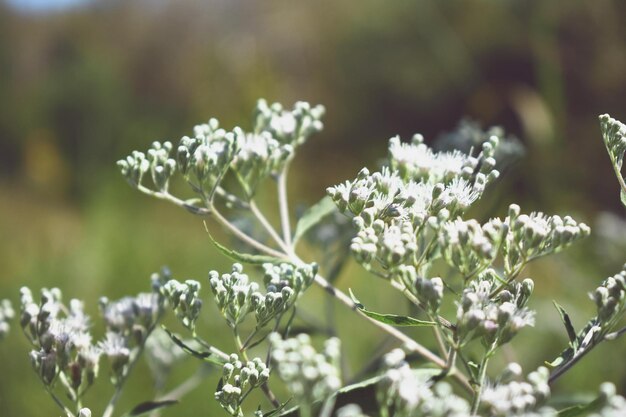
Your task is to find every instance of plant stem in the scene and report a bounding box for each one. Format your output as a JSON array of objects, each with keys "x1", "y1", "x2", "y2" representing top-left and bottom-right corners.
[
  {"x1": 277, "y1": 166, "x2": 293, "y2": 248},
  {"x1": 249, "y1": 200, "x2": 294, "y2": 256},
  {"x1": 470, "y1": 343, "x2": 496, "y2": 415},
  {"x1": 209, "y1": 204, "x2": 287, "y2": 259},
  {"x1": 45, "y1": 386, "x2": 75, "y2": 417}
]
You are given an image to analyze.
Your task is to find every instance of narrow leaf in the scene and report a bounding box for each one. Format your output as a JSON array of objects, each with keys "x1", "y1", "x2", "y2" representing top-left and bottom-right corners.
[
  {"x1": 292, "y1": 196, "x2": 336, "y2": 246},
  {"x1": 204, "y1": 222, "x2": 283, "y2": 265},
  {"x1": 127, "y1": 400, "x2": 178, "y2": 416},
  {"x1": 263, "y1": 399, "x2": 292, "y2": 417},
  {"x1": 348, "y1": 289, "x2": 435, "y2": 327},
  {"x1": 557, "y1": 396, "x2": 603, "y2": 417},
  {"x1": 553, "y1": 301, "x2": 577, "y2": 344},
  {"x1": 162, "y1": 327, "x2": 227, "y2": 366}
]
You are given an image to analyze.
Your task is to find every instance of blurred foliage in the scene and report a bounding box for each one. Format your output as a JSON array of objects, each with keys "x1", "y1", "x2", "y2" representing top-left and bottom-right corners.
[{"x1": 1, "y1": 0, "x2": 626, "y2": 416}]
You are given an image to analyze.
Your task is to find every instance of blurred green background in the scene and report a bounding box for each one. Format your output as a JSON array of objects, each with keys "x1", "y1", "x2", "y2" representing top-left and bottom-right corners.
[{"x1": 1, "y1": 0, "x2": 625, "y2": 415}]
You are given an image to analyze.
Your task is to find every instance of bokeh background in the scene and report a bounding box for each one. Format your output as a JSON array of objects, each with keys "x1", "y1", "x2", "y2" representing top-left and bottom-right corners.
[{"x1": 1, "y1": 0, "x2": 626, "y2": 415}]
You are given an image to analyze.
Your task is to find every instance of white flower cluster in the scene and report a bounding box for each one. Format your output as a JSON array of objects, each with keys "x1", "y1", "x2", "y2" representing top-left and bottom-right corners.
[
  {"x1": 599, "y1": 114, "x2": 626, "y2": 167},
  {"x1": 328, "y1": 133, "x2": 505, "y2": 278},
  {"x1": 20, "y1": 287, "x2": 101, "y2": 390},
  {"x1": 161, "y1": 279, "x2": 203, "y2": 332},
  {"x1": 480, "y1": 367, "x2": 552, "y2": 417},
  {"x1": 439, "y1": 218, "x2": 506, "y2": 279},
  {"x1": 328, "y1": 167, "x2": 476, "y2": 227},
  {"x1": 118, "y1": 99, "x2": 325, "y2": 202},
  {"x1": 503, "y1": 204, "x2": 590, "y2": 274},
  {"x1": 269, "y1": 333, "x2": 341, "y2": 407},
  {"x1": 377, "y1": 349, "x2": 470, "y2": 417},
  {"x1": 215, "y1": 354, "x2": 270, "y2": 416},
  {"x1": 388, "y1": 134, "x2": 499, "y2": 188},
  {"x1": 0, "y1": 299, "x2": 14, "y2": 339},
  {"x1": 456, "y1": 277, "x2": 535, "y2": 345}
]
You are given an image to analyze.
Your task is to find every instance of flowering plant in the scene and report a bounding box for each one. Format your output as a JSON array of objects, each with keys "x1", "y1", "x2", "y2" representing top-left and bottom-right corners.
[{"x1": 1, "y1": 101, "x2": 625, "y2": 417}]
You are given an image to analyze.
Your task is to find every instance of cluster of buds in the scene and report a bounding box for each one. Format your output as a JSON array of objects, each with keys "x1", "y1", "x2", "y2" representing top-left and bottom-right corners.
[
  {"x1": 394, "y1": 266, "x2": 445, "y2": 313},
  {"x1": 388, "y1": 133, "x2": 500, "y2": 190},
  {"x1": 599, "y1": 114, "x2": 626, "y2": 167},
  {"x1": 503, "y1": 205, "x2": 590, "y2": 274},
  {"x1": 215, "y1": 354, "x2": 270, "y2": 416},
  {"x1": 161, "y1": 279, "x2": 203, "y2": 332},
  {"x1": 209, "y1": 264, "x2": 260, "y2": 327},
  {"x1": 119, "y1": 100, "x2": 325, "y2": 206},
  {"x1": 117, "y1": 141, "x2": 177, "y2": 192},
  {"x1": 20, "y1": 287, "x2": 101, "y2": 393},
  {"x1": 210, "y1": 263, "x2": 315, "y2": 329},
  {"x1": 177, "y1": 121, "x2": 239, "y2": 190},
  {"x1": 232, "y1": 128, "x2": 292, "y2": 196},
  {"x1": 456, "y1": 277, "x2": 535, "y2": 345},
  {"x1": 591, "y1": 267, "x2": 625, "y2": 324},
  {"x1": 350, "y1": 220, "x2": 418, "y2": 271},
  {"x1": 262, "y1": 262, "x2": 317, "y2": 295},
  {"x1": 269, "y1": 333, "x2": 341, "y2": 407},
  {"x1": 439, "y1": 218, "x2": 506, "y2": 279},
  {"x1": 253, "y1": 99, "x2": 325, "y2": 147},
  {"x1": 0, "y1": 299, "x2": 14, "y2": 339},
  {"x1": 377, "y1": 349, "x2": 470, "y2": 417},
  {"x1": 480, "y1": 367, "x2": 552, "y2": 417}
]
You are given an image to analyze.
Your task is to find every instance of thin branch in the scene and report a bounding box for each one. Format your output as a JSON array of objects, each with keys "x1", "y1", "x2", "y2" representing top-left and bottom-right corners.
[
  {"x1": 209, "y1": 204, "x2": 287, "y2": 259},
  {"x1": 249, "y1": 200, "x2": 294, "y2": 256},
  {"x1": 277, "y1": 167, "x2": 293, "y2": 248}
]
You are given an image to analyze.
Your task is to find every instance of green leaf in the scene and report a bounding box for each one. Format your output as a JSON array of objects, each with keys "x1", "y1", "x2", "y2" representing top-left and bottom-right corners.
[
  {"x1": 162, "y1": 327, "x2": 227, "y2": 366},
  {"x1": 557, "y1": 396, "x2": 603, "y2": 417},
  {"x1": 204, "y1": 222, "x2": 284, "y2": 265},
  {"x1": 292, "y1": 196, "x2": 336, "y2": 246},
  {"x1": 124, "y1": 400, "x2": 178, "y2": 416},
  {"x1": 348, "y1": 289, "x2": 436, "y2": 327},
  {"x1": 553, "y1": 301, "x2": 577, "y2": 344}
]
